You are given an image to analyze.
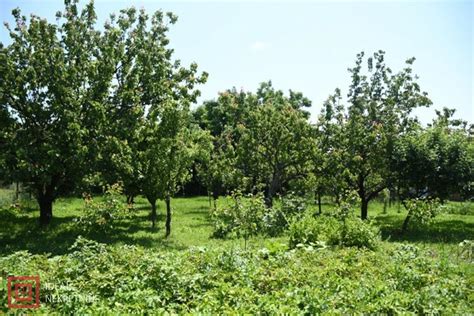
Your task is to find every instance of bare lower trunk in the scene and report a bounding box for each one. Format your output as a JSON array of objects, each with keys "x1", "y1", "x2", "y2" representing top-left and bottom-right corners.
[
  {"x1": 317, "y1": 192, "x2": 322, "y2": 215},
  {"x1": 150, "y1": 200, "x2": 157, "y2": 228},
  {"x1": 165, "y1": 195, "x2": 171, "y2": 238},
  {"x1": 402, "y1": 214, "x2": 411, "y2": 233},
  {"x1": 401, "y1": 200, "x2": 411, "y2": 233},
  {"x1": 38, "y1": 192, "x2": 53, "y2": 226},
  {"x1": 361, "y1": 199, "x2": 368, "y2": 220},
  {"x1": 265, "y1": 180, "x2": 276, "y2": 208},
  {"x1": 126, "y1": 195, "x2": 135, "y2": 205},
  {"x1": 15, "y1": 182, "x2": 19, "y2": 202},
  {"x1": 212, "y1": 190, "x2": 218, "y2": 211}
]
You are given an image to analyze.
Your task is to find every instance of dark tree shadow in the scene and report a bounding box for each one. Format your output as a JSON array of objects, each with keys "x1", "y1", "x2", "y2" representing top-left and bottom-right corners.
[
  {"x1": 375, "y1": 214, "x2": 474, "y2": 244},
  {"x1": 0, "y1": 208, "x2": 186, "y2": 256}
]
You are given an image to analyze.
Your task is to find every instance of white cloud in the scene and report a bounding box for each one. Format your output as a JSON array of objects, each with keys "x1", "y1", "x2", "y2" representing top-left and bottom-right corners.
[{"x1": 250, "y1": 41, "x2": 268, "y2": 51}]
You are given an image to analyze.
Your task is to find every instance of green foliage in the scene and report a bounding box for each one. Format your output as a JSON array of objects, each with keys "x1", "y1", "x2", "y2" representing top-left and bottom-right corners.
[
  {"x1": 395, "y1": 116, "x2": 474, "y2": 202},
  {"x1": 75, "y1": 183, "x2": 131, "y2": 232},
  {"x1": 318, "y1": 51, "x2": 433, "y2": 219},
  {"x1": 194, "y1": 83, "x2": 315, "y2": 206},
  {"x1": 443, "y1": 203, "x2": 473, "y2": 215},
  {"x1": 288, "y1": 214, "x2": 341, "y2": 249},
  {"x1": 289, "y1": 208, "x2": 380, "y2": 250},
  {"x1": 340, "y1": 216, "x2": 380, "y2": 250},
  {"x1": 262, "y1": 193, "x2": 307, "y2": 236},
  {"x1": 458, "y1": 240, "x2": 473, "y2": 262},
  {"x1": 237, "y1": 101, "x2": 315, "y2": 206},
  {"x1": 0, "y1": 238, "x2": 471, "y2": 314},
  {"x1": 211, "y1": 191, "x2": 266, "y2": 244},
  {"x1": 405, "y1": 198, "x2": 441, "y2": 226},
  {"x1": 212, "y1": 192, "x2": 309, "y2": 240}
]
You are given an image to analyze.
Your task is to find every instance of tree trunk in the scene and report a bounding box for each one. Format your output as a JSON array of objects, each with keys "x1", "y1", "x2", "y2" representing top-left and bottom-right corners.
[
  {"x1": 335, "y1": 193, "x2": 341, "y2": 206},
  {"x1": 126, "y1": 195, "x2": 135, "y2": 205},
  {"x1": 15, "y1": 182, "x2": 19, "y2": 202},
  {"x1": 317, "y1": 192, "x2": 322, "y2": 215},
  {"x1": 265, "y1": 175, "x2": 279, "y2": 208},
  {"x1": 150, "y1": 200, "x2": 157, "y2": 228},
  {"x1": 165, "y1": 195, "x2": 172, "y2": 238},
  {"x1": 212, "y1": 190, "x2": 218, "y2": 211},
  {"x1": 402, "y1": 214, "x2": 411, "y2": 233},
  {"x1": 361, "y1": 199, "x2": 369, "y2": 220},
  {"x1": 38, "y1": 192, "x2": 53, "y2": 226},
  {"x1": 264, "y1": 191, "x2": 273, "y2": 208},
  {"x1": 357, "y1": 174, "x2": 369, "y2": 220}
]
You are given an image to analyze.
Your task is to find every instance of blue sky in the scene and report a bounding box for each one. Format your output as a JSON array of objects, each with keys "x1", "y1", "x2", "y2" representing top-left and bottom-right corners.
[{"x1": 1, "y1": 0, "x2": 472, "y2": 124}]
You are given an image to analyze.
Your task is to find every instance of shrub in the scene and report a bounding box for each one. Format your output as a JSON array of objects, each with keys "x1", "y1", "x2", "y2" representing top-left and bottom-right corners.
[
  {"x1": 340, "y1": 217, "x2": 380, "y2": 250},
  {"x1": 75, "y1": 183, "x2": 131, "y2": 232},
  {"x1": 458, "y1": 240, "x2": 473, "y2": 262},
  {"x1": 211, "y1": 191, "x2": 266, "y2": 246},
  {"x1": 288, "y1": 214, "x2": 341, "y2": 248},
  {"x1": 289, "y1": 214, "x2": 380, "y2": 250},
  {"x1": 262, "y1": 193, "x2": 307, "y2": 236},
  {"x1": 404, "y1": 198, "x2": 441, "y2": 226}
]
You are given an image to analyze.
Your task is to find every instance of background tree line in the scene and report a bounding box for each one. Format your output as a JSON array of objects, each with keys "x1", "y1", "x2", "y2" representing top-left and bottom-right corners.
[{"x1": 0, "y1": 0, "x2": 472, "y2": 235}]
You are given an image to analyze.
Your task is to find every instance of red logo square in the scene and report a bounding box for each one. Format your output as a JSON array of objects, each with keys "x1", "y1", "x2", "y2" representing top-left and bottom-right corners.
[
  {"x1": 14, "y1": 283, "x2": 33, "y2": 302},
  {"x1": 7, "y1": 276, "x2": 40, "y2": 309}
]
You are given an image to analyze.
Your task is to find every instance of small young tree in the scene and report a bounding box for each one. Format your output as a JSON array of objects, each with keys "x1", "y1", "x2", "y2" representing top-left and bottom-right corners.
[
  {"x1": 211, "y1": 190, "x2": 266, "y2": 249},
  {"x1": 313, "y1": 89, "x2": 348, "y2": 210},
  {"x1": 195, "y1": 131, "x2": 239, "y2": 210},
  {"x1": 141, "y1": 102, "x2": 207, "y2": 235}
]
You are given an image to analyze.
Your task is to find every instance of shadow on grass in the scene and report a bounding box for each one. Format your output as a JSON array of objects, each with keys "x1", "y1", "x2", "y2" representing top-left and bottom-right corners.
[
  {"x1": 375, "y1": 214, "x2": 474, "y2": 244},
  {"x1": 0, "y1": 209, "x2": 186, "y2": 256}
]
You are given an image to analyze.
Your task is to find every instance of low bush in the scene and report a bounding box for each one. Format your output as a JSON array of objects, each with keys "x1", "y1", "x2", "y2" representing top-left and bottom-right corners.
[
  {"x1": 340, "y1": 216, "x2": 380, "y2": 250},
  {"x1": 288, "y1": 214, "x2": 340, "y2": 248},
  {"x1": 404, "y1": 198, "x2": 441, "y2": 225},
  {"x1": 262, "y1": 193, "x2": 307, "y2": 236},
  {"x1": 75, "y1": 183, "x2": 131, "y2": 232},
  {"x1": 211, "y1": 191, "x2": 266, "y2": 243},
  {"x1": 289, "y1": 213, "x2": 380, "y2": 250},
  {"x1": 213, "y1": 192, "x2": 308, "y2": 239}
]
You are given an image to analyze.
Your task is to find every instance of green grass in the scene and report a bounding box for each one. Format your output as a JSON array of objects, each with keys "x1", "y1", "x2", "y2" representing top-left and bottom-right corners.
[
  {"x1": 0, "y1": 192, "x2": 472, "y2": 313},
  {"x1": 0, "y1": 192, "x2": 472, "y2": 257},
  {"x1": 0, "y1": 194, "x2": 287, "y2": 256}
]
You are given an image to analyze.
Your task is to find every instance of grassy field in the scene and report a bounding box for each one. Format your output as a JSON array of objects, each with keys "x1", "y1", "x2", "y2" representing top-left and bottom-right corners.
[
  {"x1": 0, "y1": 191, "x2": 472, "y2": 256},
  {"x1": 0, "y1": 190, "x2": 473, "y2": 313}
]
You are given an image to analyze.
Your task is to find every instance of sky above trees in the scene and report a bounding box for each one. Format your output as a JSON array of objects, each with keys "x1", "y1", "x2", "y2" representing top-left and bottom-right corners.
[{"x1": 1, "y1": 0, "x2": 472, "y2": 124}]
